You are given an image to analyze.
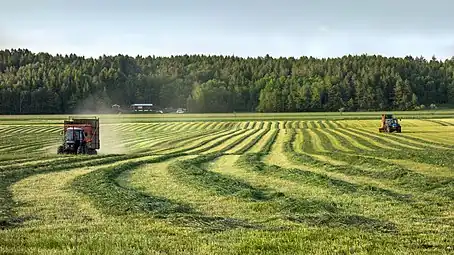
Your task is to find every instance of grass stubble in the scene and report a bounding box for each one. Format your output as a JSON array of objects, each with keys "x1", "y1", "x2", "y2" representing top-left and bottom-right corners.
[{"x1": 0, "y1": 113, "x2": 454, "y2": 254}]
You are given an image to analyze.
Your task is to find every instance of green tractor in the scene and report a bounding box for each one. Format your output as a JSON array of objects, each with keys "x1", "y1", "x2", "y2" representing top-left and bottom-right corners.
[{"x1": 378, "y1": 114, "x2": 401, "y2": 133}]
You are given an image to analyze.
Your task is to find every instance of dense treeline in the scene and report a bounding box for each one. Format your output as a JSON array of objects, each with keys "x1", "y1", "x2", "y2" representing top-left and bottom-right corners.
[{"x1": 0, "y1": 48, "x2": 453, "y2": 114}]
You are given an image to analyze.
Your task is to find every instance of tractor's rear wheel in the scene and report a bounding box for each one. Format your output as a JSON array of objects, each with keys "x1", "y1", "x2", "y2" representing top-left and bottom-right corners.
[{"x1": 57, "y1": 145, "x2": 64, "y2": 154}]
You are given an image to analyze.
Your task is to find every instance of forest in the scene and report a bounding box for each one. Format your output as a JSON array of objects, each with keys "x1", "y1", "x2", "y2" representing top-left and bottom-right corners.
[{"x1": 0, "y1": 48, "x2": 453, "y2": 114}]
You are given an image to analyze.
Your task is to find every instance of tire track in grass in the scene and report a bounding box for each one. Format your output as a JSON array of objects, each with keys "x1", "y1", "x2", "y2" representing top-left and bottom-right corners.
[
  {"x1": 356, "y1": 128, "x2": 436, "y2": 150},
  {"x1": 359, "y1": 129, "x2": 451, "y2": 150},
  {"x1": 278, "y1": 130, "x2": 454, "y2": 223},
  {"x1": 316, "y1": 128, "x2": 353, "y2": 152},
  {"x1": 162, "y1": 129, "x2": 244, "y2": 156},
  {"x1": 130, "y1": 124, "x2": 149, "y2": 133},
  {"x1": 9, "y1": 126, "x2": 255, "y2": 230},
  {"x1": 237, "y1": 131, "x2": 411, "y2": 231},
  {"x1": 129, "y1": 155, "x2": 284, "y2": 223},
  {"x1": 330, "y1": 120, "x2": 340, "y2": 128},
  {"x1": 305, "y1": 129, "x2": 328, "y2": 153},
  {"x1": 291, "y1": 121, "x2": 298, "y2": 129},
  {"x1": 299, "y1": 129, "x2": 348, "y2": 166},
  {"x1": 183, "y1": 129, "x2": 247, "y2": 154},
  {"x1": 117, "y1": 156, "x2": 265, "y2": 223},
  {"x1": 179, "y1": 122, "x2": 198, "y2": 131},
  {"x1": 11, "y1": 167, "x2": 107, "y2": 227},
  {"x1": 319, "y1": 120, "x2": 329, "y2": 129},
  {"x1": 350, "y1": 128, "x2": 422, "y2": 150},
  {"x1": 167, "y1": 153, "x2": 395, "y2": 232},
  {"x1": 132, "y1": 129, "x2": 219, "y2": 153},
  {"x1": 211, "y1": 121, "x2": 222, "y2": 130},
  {"x1": 263, "y1": 121, "x2": 272, "y2": 130},
  {"x1": 153, "y1": 123, "x2": 173, "y2": 132},
  {"x1": 250, "y1": 121, "x2": 257, "y2": 129},
  {"x1": 152, "y1": 129, "x2": 237, "y2": 155},
  {"x1": 437, "y1": 118, "x2": 454, "y2": 125},
  {"x1": 120, "y1": 132, "x2": 180, "y2": 147},
  {"x1": 404, "y1": 132, "x2": 454, "y2": 147},
  {"x1": 128, "y1": 135, "x2": 192, "y2": 153},
  {"x1": 238, "y1": 152, "x2": 423, "y2": 227},
  {"x1": 384, "y1": 159, "x2": 453, "y2": 178},
  {"x1": 213, "y1": 121, "x2": 227, "y2": 129},
  {"x1": 327, "y1": 128, "x2": 375, "y2": 151},
  {"x1": 0, "y1": 138, "x2": 59, "y2": 154},
  {"x1": 205, "y1": 129, "x2": 259, "y2": 155},
  {"x1": 424, "y1": 119, "x2": 454, "y2": 126},
  {"x1": 0, "y1": 157, "x2": 40, "y2": 166},
  {"x1": 0, "y1": 157, "x2": 70, "y2": 170},
  {"x1": 325, "y1": 151, "x2": 454, "y2": 200},
  {"x1": 396, "y1": 133, "x2": 454, "y2": 149},
  {"x1": 1, "y1": 154, "x2": 150, "y2": 228},
  {"x1": 72, "y1": 154, "x2": 263, "y2": 232},
  {"x1": 215, "y1": 155, "x2": 397, "y2": 232},
  {"x1": 304, "y1": 121, "x2": 313, "y2": 129},
  {"x1": 225, "y1": 128, "x2": 267, "y2": 155},
  {"x1": 324, "y1": 120, "x2": 336, "y2": 129},
  {"x1": 248, "y1": 129, "x2": 278, "y2": 154},
  {"x1": 240, "y1": 128, "x2": 272, "y2": 154},
  {"x1": 122, "y1": 134, "x2": 177, "y2": 150},
  {"x1": 356, "y1": 147, "x2": 454, "y2": 173},
  {"x1": 144, "y1": 130, "x2": 224, "y2": 154},
  {"x1": 289, "y1": 129, "x2": 454, "y2": 202},
  {"x1": 334, "y1": 120, "x2": 348, "y2": 128},
  {"x1": 286, "y1": 130, "x2": 390, "y2": 184},
  {"x1": 337, "y1": 128, "x2": 398, "y2": 150}
]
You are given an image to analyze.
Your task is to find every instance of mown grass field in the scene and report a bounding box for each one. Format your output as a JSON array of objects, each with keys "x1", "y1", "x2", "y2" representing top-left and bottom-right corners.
[{"x1": 1, "y1": 112, "x2": 454, "y2": 254}]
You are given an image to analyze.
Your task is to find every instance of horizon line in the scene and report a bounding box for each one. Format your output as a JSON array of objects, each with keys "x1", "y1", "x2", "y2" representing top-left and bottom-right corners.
[{"x1": 1, "y1": 47, "x2": 453, "y2": 61}]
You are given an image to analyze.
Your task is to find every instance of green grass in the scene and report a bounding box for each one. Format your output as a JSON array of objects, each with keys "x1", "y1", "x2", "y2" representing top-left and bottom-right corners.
[{"x1": 1, "y1": 113, "x2": 454, "y2": 254}]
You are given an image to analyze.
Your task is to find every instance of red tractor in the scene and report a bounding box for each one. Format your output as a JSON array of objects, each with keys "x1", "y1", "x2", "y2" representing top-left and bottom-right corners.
[{"x1": 57, "y1": 117, "x2": 100, "y2": 155}]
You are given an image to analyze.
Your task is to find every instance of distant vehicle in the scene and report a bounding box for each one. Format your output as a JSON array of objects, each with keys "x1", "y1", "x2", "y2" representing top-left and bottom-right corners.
[
  {"x1": 176, "y1": 108, "x2": 186, "y2": 114},
  {"x1": 131, "y1": 103, "x2": 154, "y2": 112},
  {"x1": 378, "y1": 114, "x2": 401, "y2": 133}
]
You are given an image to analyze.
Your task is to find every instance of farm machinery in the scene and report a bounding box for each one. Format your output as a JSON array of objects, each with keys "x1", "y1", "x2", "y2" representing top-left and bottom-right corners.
[
  {"x1": 378, "y1": 114, "x2": 401, "y2": 133},
  {"x1": 57, "y1": 117, "x2": 100, "y2": 155}
]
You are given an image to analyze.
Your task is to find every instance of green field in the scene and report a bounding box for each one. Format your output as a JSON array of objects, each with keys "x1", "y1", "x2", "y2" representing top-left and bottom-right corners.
[{"x1": 1, "y1": 112, "x2": 454, "y2": 254}]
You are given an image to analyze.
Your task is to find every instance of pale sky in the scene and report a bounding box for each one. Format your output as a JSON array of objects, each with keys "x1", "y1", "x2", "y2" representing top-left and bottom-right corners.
[{"x1": 1, "y1": 0, "x2": 454, "y2": 59}]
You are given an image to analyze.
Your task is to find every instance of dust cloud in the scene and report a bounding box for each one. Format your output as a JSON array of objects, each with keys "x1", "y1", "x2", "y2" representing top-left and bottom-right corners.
[{"x1": 71, "y1": 96, "x2": 131, "y2": 155}]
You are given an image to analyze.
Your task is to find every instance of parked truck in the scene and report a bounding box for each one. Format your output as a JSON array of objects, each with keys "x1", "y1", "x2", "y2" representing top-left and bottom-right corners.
[{"x1": 57, "y1": 117, "x2": 100, "y2": 155}]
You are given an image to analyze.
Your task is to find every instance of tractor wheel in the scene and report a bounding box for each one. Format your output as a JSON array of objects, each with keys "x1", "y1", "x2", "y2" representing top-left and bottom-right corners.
[
  {"x1": 77, "y1": 145, "x2": 87, "y2": 155},
  {"x1": 88, "y1": 149, "x2": 97, "y2": 155},
  {"x1": 57, "y1": 146, "x2": 64, "y2": 154}
]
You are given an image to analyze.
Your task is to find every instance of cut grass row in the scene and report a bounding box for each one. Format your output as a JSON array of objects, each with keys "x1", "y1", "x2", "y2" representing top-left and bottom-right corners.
[{"x1": 1, "y1": 116, "x2": 454, "y2": 254}]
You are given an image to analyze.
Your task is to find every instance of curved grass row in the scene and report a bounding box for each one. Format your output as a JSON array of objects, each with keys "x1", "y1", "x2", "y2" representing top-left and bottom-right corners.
[{"x1": 1, "y1": 116, "x2": 454, "y2": 254}]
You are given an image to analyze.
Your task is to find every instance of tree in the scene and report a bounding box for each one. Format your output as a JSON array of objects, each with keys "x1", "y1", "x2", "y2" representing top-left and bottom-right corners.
[{"x1": 0, "y1": 48, "x2": 453, "y2": 114}]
